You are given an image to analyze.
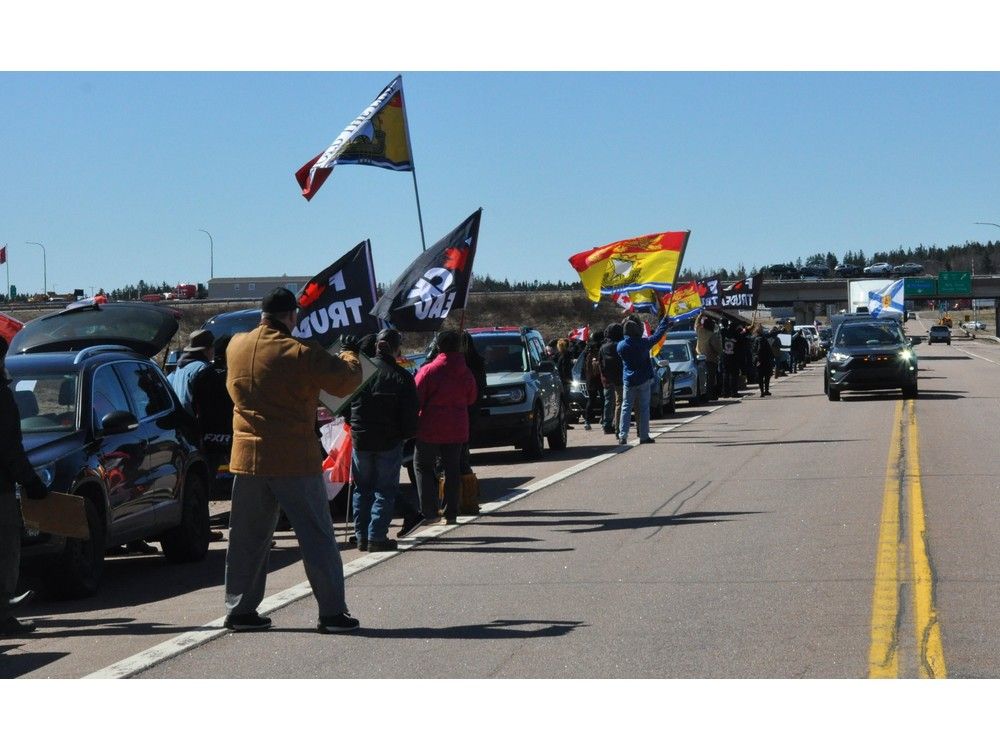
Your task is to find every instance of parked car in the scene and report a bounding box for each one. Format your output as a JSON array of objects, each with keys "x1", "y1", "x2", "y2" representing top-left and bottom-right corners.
[
  {"x1": 892, "y1": 262, "x2": 924, "y2": 276},
  {"x1": 928, "y1": 325, "x2": 952, "y2": 344},
  {"x1": 863, "y1": 262, "x2": 894, "y2": 277},
  {"x1": 794, "y1": 325, "x2": 822, "y2": 360},
  {"x1": 799, "y1": 265, "x2": 830, "y2": 279},
  {"x1": 657, "y1": 334, "x2": 709, "y2": 405},
  {"x1": 765, "y1": 264, "x2": 800, "y2": 280},
  {"x1": 567, "y1": 348, "x2": 675, "y2": 422},
  {"x1": 824, "y1": 318, "x2": 918, "y2": 400},
  {"x1": 466, "y1": 326, "x2": 567, "y2": 458},
  {"x1": 961, "y1": 320, "x2": 986, "y2": 331},
  {"x1": 8, "y1": 302, "x2": 212, "y2": 597},
  {"x1": 834, "y1": 264, "x2": 861, "y2": 278}
]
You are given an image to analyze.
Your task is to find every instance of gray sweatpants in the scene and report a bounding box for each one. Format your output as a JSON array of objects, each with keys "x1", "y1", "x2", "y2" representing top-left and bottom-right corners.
[
  {"x1": 224, "y1": 474, "x2": 347, "y2": 618},
  {"x1": 0, "y1": 492, "x2": 22, "y2": 619}
]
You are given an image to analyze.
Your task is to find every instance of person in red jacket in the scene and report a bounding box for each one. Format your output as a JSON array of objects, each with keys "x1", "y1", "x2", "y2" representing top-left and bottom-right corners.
[{"x1": 414, "y1": 330, "x2": 478, "y2": 525}]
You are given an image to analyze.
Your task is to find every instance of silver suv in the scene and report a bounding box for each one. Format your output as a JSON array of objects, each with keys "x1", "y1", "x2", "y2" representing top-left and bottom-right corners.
[{"x1": 467, "y1": 327, "x2": 567, "y2": 458}]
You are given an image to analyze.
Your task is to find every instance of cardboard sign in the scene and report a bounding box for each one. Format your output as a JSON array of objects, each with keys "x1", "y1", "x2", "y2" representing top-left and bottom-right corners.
[
  {"x1": 318, "y1": 351, "x2": 380, "y2": 417},
  {"x1": 21, "y1": 491, "x2": 90, "y2": 540}
]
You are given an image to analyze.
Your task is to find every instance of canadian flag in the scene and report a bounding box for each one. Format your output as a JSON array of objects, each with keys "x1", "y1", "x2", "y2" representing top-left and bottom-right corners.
[
  {"x1": 568, "y1": 325, "x2": 590, "y2": 342},
  {"x1": 643, "y1": 321, "x2": 652, "y2": 338},
  {"x1": 611, "y1": 291, "x2": 634, "y2": 312}
]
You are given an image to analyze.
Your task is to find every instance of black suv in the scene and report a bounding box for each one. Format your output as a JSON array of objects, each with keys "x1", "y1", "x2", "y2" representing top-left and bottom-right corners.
[
  {"x1": 466, "y1": 327, "x2": 567, "y2": 458},
  {"x1": 824, "y1": 318, "x2": 918, "y2": 401},
  {"x1": 9, "y1": 303, "x2": 212, "y2": 597}
]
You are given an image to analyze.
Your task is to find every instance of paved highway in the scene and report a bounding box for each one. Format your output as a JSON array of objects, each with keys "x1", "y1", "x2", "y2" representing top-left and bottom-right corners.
[{"x1": 5, "y1": 328, "x2": 1000, "y2": 678}]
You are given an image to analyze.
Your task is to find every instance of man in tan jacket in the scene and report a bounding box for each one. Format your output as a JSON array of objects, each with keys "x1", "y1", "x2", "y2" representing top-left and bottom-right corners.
[{"x1": 223, "y1": 287, "x2": 362, "y2": 633}]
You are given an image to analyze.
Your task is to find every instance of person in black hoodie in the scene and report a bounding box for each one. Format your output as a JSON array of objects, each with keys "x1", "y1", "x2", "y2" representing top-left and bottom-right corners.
[
  {"x1": 0, "y1": 336, "x2": 48, "y2": 635},
  {"x1": 599, "y1": 323, "x2": 625, "y2": 435},
  {"x1": 348, "y1": 328, "x2": 420, "y2": 552},
  {"x1": 751, "y1": 324, "x2": 775, "y2": 397}
]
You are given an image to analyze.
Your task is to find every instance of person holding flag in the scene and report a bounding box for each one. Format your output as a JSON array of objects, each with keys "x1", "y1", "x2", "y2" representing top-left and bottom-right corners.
[{"x1": 616, "y1": 305, "x2": 673, "y2": 445}]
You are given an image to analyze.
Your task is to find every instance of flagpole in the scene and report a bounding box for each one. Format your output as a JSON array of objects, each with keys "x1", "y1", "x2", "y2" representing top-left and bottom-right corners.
[{"x1": 398, "y1": 76, "x2": 427, "y2": 252}]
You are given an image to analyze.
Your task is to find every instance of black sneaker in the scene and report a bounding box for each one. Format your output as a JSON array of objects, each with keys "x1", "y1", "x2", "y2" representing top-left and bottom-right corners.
[
  {"x1": 0, "y1": 616, "x2": 35, "y2": 635},
  {"x1": 618, "y1": 437, "x2": 627, "y2": 445},
  {"x1": 317, "y1": 612, "x2": 360, "y2": 633},
  {"x1": 224, "y1": 613, "x2": 273, "y2": 632},
  {"x1": 368, "y1": 539, "x2": 398, "y2": 552},
  {"x1": 7, "y1": 590, "x2": 35, "y2": 609},
  {"x1": 639, "y1": 437, "x2": 656, "y2": 444},
  {"x1": 348, "y1": 535, "x2": 368, "y2": 551},
  {"x1": 398, "y1": 514, "x2": 425, "y2": 538}
]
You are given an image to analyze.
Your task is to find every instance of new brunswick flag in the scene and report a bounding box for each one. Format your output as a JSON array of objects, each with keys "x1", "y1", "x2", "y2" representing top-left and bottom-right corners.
[
  {"x1": 664, "y1": 281, "x2": 702, "y2": 322},
  {"x1": 568, "y1": 231, "x2": 690, "y2": 305}
]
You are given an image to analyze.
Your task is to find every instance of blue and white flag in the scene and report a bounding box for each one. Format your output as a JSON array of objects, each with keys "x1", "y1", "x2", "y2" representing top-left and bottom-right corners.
[{"x1": 868, "y1": 278, "x2": 905, "y2": 319}]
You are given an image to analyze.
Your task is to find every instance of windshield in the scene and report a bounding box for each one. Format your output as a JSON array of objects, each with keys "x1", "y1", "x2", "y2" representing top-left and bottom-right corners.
[
  {"x1": 471, "y1": 335, "x2": 529, "y2": 374},
  {"x1": 11, "y1": 373, "x2": 78, "y2": 433},
  {"x1": 659, "y1": 343, "x2": 692, "y2": 363},
  {"x1": 836, "y1": 323, "x2": 905, "y2": 347}
]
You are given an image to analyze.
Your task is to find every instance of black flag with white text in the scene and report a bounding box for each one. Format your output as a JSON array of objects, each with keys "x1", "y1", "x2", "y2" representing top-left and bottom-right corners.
[{"x1": 369, "y1": 209, "x2": 482, "y2": 332}]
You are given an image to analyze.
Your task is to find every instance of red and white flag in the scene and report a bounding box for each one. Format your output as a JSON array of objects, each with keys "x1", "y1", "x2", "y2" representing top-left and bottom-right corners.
[
  {"x1": 568, "y1": 325, "x2": 590, "y2": 342},
  {"x1": 611, "y1": 291, "x2": 634, "y2": 312},
  {"x1": 643, "y1": 321, "x2": 652, "y2": 338}
]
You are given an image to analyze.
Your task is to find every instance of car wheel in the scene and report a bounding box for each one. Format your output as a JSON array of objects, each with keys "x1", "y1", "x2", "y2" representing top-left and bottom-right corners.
[
  {"x1": 827, "y1": 387, "x2": 840, "y2": 402},
  {"x1": 48, "y1": 494, "x2": 106, "y2": 599},
  {"x1": 651, "y1": 386, "x2": 665, "y2": 419},
  {"x1": 521, "y1": 404, "x2": 545, "y2": 459},
  {"x1": 547, "y1": 403, "x2": 568, "y2": 450},
  {"x1": 161, "y1": 473, "x2": 211, "y2": 563},
  {"x1": 823, "y1": 374, "x2": 829, "y2": 394},
  {"x1": 902, "y1": 382, "x2": 918, "y2": 399}
]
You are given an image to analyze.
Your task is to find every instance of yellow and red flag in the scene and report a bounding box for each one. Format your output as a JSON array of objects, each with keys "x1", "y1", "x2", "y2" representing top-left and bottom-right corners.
[
  {"x1": 568, "y1": 231, "x2": 690, "y2": 305},
  {"x1": 663, "y1": 281, "x2": 702, "y2": 322}
]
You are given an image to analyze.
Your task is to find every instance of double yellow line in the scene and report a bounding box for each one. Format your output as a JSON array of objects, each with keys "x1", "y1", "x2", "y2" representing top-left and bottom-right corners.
[{"x1": 868, "y1": 399, "x2": 946, "y2": 678}]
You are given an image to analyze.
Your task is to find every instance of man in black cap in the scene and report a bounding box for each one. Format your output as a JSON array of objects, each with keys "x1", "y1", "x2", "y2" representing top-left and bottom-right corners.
[
  {"x1": 0, "y1": 336, "x2": 48, "y2": 635},
  {"x1": 347, "y1": 328, "x2": 420, "y2": 551},
  {"x1": 223, "y1": 287, "x2": 362, "y2": 633}
]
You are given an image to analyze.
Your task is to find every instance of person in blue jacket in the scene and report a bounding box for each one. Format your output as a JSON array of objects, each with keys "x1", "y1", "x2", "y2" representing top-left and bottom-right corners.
[{"x1": 616, "y1": 314, "x2": 672, "y2": 445}]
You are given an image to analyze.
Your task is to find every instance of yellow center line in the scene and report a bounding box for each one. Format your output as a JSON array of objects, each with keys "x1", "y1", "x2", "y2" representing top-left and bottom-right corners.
[
  {"x1": 869, "y1": 400, "x2": 903, "y2": 678},
  {"x1": 906, "y1": 399, "x2": 947, "y2": 678}
]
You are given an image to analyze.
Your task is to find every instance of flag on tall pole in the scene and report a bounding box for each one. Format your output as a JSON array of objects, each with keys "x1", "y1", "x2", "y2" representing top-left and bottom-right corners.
[
  {"x1": 295, "y1": 76, "x2": 414, "y2": 200},
  {"x1": 0, "y1": 245, "x2": 6, "y2": 264},
  {"x1": 568, "y1": 231, "x2": 690, "y2": 308},
  {"x1": 370, "y1": 209, "x2": 482, "y2": 332}
]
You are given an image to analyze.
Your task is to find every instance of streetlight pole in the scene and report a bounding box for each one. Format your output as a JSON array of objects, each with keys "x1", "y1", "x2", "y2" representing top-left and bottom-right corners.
[
  {"x1": 198, "y1": 229, "x2": 214, "y2": 281},
  {"x1": 26, "y1": 241, "x2": 46, "y2": 297}
]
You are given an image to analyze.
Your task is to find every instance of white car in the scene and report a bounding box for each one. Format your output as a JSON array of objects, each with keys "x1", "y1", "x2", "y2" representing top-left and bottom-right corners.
[
  {"x1": 794, "y1": 325, "x2": 821, "y2": 359},
  {"x1": 961, "y1": 321, "x2": 986, "y2": 331}
]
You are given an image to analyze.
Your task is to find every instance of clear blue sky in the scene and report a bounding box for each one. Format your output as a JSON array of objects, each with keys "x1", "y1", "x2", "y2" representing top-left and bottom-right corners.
[{"x1": 3, "y1": 72, "x2": 1000, "y2": 296}]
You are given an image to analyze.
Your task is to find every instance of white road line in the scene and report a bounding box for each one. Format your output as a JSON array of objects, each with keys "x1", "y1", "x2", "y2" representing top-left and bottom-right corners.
[
  {"x1": 84, "y1": 404, "x2": 726, "y2": 679},
  {"x1": 954, "y1": 345, "x2": 1000, "y2": 367}
]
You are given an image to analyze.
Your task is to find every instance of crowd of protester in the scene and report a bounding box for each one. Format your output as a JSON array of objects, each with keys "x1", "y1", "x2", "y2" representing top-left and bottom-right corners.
[{"x1": 0, "y1": 287, "x2": 814, "y2": 637}]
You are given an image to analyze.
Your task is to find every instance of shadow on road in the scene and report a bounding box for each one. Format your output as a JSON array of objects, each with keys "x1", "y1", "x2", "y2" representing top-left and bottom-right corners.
[
  {"x1": 842, "y1": 390, "x2": 965, "y2": 401},
  {"x1": 717, "y1": 438, "x2": 868, "y2": 447},
  {"x1": 417, "y1": 535, "x2": 575, "y2": 554},
  {"x1": 0, "y1": 645, "x2": 70, "y2": 679},
  {"x1": 280, "y1": 618, "x2": 588, "y2": 640},
  {"x1": 475, "y1": 508, "x2": 762, "y2": 535},
  {"x1": 471, "y1": 444, "x2": 618, "y2": 466},
  {"x1": 19, "y1": 545, "x2": 306, "y2": 616},
  {"x1": 918, "y1": 355, "x2": 971, "y2": 361}
]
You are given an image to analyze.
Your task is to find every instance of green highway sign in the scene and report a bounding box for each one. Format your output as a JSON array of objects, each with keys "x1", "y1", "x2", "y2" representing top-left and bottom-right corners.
[
  {"x1": 904, "y1": 277, "x2": 937, "y2": 297},
  {"x1": 938, "y1": 271, "x2": 972, "y2": 296}
]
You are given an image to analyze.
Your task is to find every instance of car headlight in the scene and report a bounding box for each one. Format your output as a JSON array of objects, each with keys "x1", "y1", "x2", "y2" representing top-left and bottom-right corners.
[
  {"x1": 569, "y1": 380, "x2": 587, "y2": 394},
  {"x1": 828, "y1": 352, "x2": 850, "y2": 364},
  {"x1": 899, "y1": 350, "x2": 913, "y2": 362},
  {"x1": 487, "y1": 386, "x2": 527, "y2": 405}
]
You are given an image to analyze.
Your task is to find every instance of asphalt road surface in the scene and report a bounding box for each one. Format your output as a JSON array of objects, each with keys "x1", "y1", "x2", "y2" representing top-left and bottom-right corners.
[{"x1": 5, "y1": 325, "x2": 1000, "y2": 678}]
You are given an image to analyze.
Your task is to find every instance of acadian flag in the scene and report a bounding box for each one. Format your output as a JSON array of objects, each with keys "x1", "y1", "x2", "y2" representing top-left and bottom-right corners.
[
  {"x1": 568, "y1": 231, "x2": 690, "y2": 306},
  {"x1": 663, "y1": 281, "x2": 702, "y2": 322},
  {"x1": 295, "y1": 76, "x2": 414, "y2": 201}
]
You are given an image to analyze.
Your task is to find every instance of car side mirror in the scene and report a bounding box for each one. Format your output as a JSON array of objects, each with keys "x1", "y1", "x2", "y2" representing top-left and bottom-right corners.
[
  {"x1": 536, "y1": 360, "x2": 556, "y2": 373},
  {"x1": 908, "y1": 336, "x2": 921, "y2": 346},
  {"x1": 101, "y1": 410, "x2": 139, "y2": 435}
]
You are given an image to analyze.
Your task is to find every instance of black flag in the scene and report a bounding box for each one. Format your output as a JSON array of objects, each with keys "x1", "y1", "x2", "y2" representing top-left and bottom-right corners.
[
  {"x1": 292, "y1": 240, "x2": 380, "y2": 347},
  {"x1": 718, "y1": 273, "x2": 763, "y2": 310},
  {"x1": 370, "y1": 209, "x2": 482, "y2": 332}
]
